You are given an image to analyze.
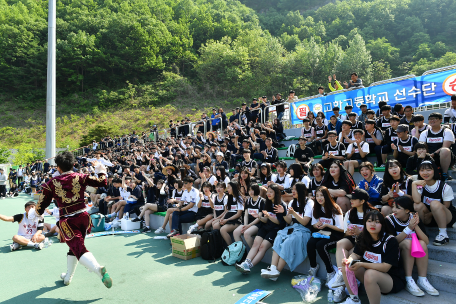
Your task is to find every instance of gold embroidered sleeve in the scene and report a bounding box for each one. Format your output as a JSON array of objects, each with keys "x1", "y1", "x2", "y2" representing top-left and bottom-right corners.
[
  {"x1": 85, "y1": 173, "x2": 108, "y2": 187},
  {"x1": 35, "y1": 183, "x2": 53, "y2": 216}
]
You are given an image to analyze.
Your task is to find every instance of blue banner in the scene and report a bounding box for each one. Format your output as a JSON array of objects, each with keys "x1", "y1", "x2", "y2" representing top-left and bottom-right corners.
[
  {"x1": 290, "y1": 69, "x2": 456, "y2": 125},
  {"x1": 235, "y1": 289, "x2": 271, "y2": 304}
]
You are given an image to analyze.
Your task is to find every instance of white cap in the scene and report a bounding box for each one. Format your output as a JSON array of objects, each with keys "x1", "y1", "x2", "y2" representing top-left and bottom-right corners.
[{"x1": 216, "y1": 152, "x2": 224, "y2": 157}]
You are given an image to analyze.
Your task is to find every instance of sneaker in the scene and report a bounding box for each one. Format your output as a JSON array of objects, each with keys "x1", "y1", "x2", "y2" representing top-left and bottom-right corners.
[
  {"x1": 167, "y1": 230, "x2": 180, "y2": 239},
  {"x1": 34, "y1": 242, "x2": 44, "y2": 250},
  {"x1": 326, "y1": 271, "x2": 337, "y2": 287},
  {"x1": 45, "y1": 232, "x2": 55, "y2": 238},
  {"x1": 334, "y1": 286, "x2": 347, "y2": 303},
  {"x1": 154, "y1": 227, "x2": 166, "y2": 234},
  {"x1": 261, "y1": 268, "x2": 280, "y2": 279},
  {"x1": 433, "y1": 234, "x2": 449, "y2": 246},
  {"x1": 10, "y1": 243, "x2": 21, "y2": 252},
  {"x1": 417, "y1": 278, "x2": 439, "y2": 296},
  {"x1": 142, "y1": 227, "x2": 151, "y2": 233},
  {"x1": 340, "y1": 297, "x2": 360, "y2": 304},
  {"x1": 442, "y1": 173, "x2": 452, "y2": 181},
  {"x1": 131, "y1": 217, "x2": 142, "y2": 222},
  {"x1": 307, "y1": 264, "x2": 320, "y2": 277},
  {"x1": 235, "y1": 262, "x2": 251, "y2": 274},
  {"x1": 405, "y1": 279, "x2": 425, "y2": 297},
  {"x1": 261, "y1": 266, "x2": 271, "y2": 274},
  {"x1": 187, "y1": 223, "x2": 199, "y2": 234},
  {"x1": 331, "y1": 270, "x2": 346, "y2": 288}
]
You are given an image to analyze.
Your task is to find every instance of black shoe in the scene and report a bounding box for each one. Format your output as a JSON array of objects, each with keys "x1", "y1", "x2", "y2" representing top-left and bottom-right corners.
[
  {"x1": 131, "y1": 217, "x2": 142, "y2": 222},
  {"x1": 142, "y1": 227, "x2": 151, "y2": 233},
  {"x1": 44, "y1": 232, "x2": 54, "y2": 238},
  {"x1": 433, "y1": 234, "x2": 449, "y2": 246}
]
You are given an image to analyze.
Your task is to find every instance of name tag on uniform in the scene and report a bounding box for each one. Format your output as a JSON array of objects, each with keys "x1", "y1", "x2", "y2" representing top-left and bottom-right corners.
[
  {"x1": 316, "y1": 130, "x2": 323, "y2": 134},
  {"x1": 214, "y1": 205, "x2": 224, "y2": 210},
  {"x1": 364, "y1": 251, "x2": 382, "y2": 263},
  {"x1": 268, "y1": 212, "x2": 277, "y2": 219},
  {"x1": 304, "y1": 133, "x2": 311, "y2": 138},
  {"x1": 348, "y1": 224, "x2": 364, "y2": 231},
  {"x1": 402, "y1": 146, "x2": 412, "y2": 152},
  {"x1": 354, "y1": 148, "x2": 359, "y2": 153},
  {"x1": 423, "y1": 196, "x2": 440, "y2": 206},
  {"x1": 366, "y1": 138, "x2": 374, "y2": 143},
  {"x1": 396, "y1": 231, "x2": 412, "y2": 240},
  {"x1": 329, "y1": 151, "x2": 338, "y2": 156},
  {"x1": 320, "y1": 217, "x2": 332, "y2": 225},
  {"x1": 382, "y1": 123, "x2": 391, "y2": 128},
  {"x1": 248, "y1": 209, "x2": 258, "y2": 215},
  {"x1": 427, "y1": 137, "x2": 443, "y2": 143},
  {"x1": 202, "y1": 202, "x2": 211, "y2": 208},
  {"x1": 231, "y1": 205, "x2": 238, "y2": 211},
  {"x1": 175, "y1": 197, "x2": 181, "y2": 201},
  {"x1": 391, "y1": 136, "x2": 398, "y2": 142}
]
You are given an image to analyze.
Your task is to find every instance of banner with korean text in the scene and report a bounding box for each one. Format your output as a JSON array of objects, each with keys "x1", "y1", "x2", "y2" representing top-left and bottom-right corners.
[{"x1": 290, "y1": 68, "x2": 456, "y2": 124}]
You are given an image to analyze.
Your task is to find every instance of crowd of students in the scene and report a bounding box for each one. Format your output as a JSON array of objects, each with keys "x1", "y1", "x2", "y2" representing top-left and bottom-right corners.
[{"x1": 4, "y1": 94, "x2": 456, "y2": 304}]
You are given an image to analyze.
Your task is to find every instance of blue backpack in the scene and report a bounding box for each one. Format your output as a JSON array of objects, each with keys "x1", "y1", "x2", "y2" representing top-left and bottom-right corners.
[{"x1": 221, "y1": 241, "x2": 246, "y2": 266}]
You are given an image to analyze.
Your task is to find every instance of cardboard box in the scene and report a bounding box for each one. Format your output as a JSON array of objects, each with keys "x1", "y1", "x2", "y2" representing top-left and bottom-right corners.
[
  {"x1": 172, "y1": 247, "x2": 200, "y2": 260},
  {"x1": 171, "y1": 234, "x2": 201, "y2": 260}
]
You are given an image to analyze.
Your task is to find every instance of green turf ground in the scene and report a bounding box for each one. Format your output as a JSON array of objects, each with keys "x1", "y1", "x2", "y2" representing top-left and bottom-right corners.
[{"x1": 0, "y1": 194, "x2": 351, "y2": 304}]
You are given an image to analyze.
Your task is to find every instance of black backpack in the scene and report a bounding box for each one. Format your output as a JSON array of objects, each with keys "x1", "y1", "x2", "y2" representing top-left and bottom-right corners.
[{"x1": 200, "y1": 229, "x2": 224, "y2": 262}]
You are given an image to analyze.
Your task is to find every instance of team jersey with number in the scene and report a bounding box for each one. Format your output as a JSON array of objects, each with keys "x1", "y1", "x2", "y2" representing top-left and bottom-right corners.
[
  {"x1": 213, "y1": 194, "x2": 227, "y2": 217},
  {"x1": 323, "y1": 142, "x2": 346, "y2": 158},
  {"x1": 13, "y1": 212, "x2": 44, "y2": 238}
]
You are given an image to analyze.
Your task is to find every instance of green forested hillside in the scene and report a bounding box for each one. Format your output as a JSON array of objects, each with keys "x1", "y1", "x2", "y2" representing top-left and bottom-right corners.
[{"x1": 1, "y1": 0, "x2": 456, "y2": 150}]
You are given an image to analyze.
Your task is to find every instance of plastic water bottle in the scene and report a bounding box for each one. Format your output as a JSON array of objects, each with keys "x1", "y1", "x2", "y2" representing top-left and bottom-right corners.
[
  {"x1": 328, "y1": 290, "x2": 334, "y2": 303},
  {"x1": 124, "y1": 212, "x2": 129, "y2": 220}
]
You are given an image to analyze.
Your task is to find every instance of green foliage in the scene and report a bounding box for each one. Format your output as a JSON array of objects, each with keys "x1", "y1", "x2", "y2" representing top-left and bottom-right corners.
[
  {"x1": 0, "y1": 146, "x2": 11, "y2": 164},
  {"x1": 80, "y1": 125, "x2": 114, "y2": 147},
  {"x1": 13, "y1": 144, "x2": 45, "y2": 166}
]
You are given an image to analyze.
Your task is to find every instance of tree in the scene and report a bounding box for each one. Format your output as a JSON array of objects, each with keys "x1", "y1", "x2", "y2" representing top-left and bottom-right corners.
[
  {"x1": 336, "y1": 34, "x2": 373, "y2": 85},
  {"x1": 0, "y1": 146, "x2": 11, "y2": 164},
  {"x1": 80, "y1": 125, "x2": 112, "y2": 147}
]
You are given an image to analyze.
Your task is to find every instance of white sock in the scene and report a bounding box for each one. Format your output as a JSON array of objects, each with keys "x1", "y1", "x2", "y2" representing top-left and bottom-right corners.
[
  {"x1": 27, "y1": 241, "x2": 36, "y2": 247},
  {"x1": 405, "y1": 276, "x2": 414, "y2": 284},
  {"x1": 270, "y1": 265, "x2": 277, "y2": 272},
  {"x1": 439, "y1": 228, "x2": 448, "y2": 237},
  {"x1": 417, "y1": 276, "x2": 427, "y2": 283}
]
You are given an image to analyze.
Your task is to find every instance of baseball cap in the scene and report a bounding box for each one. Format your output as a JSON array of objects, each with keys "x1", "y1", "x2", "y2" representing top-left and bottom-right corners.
[
  {"x1": 346, "y1": 189, "x2": 370, "y2": 201},
  {"x1": 396, "y1": 124, "x2": 409, "y2": 133}
]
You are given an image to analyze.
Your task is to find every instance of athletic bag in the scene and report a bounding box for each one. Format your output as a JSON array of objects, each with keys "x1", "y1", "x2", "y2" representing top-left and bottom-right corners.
[
  {"x1": 286, "y1": 144, "x2": 296, "y2": 157},
  {"x1": 221, "y1": 241, "x2": 246, "y2": 266},
  {"x1": 90, "y1": 213, "x2": 106, "y2": 233},
  {"x1": 200, "y1": 229, "x2": 224, "y2": 262}
]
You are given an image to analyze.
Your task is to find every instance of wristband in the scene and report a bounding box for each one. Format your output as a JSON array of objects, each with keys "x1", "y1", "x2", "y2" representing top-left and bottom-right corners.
[
  {"x1": 403, "y1": 227, "x2": 413, "y2": 235},
  {"x1": 397, "y1": 190, "x2": 405, "y2": 196}
]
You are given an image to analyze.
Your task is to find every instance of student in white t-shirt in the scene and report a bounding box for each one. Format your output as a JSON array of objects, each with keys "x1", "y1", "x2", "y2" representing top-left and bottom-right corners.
[{"x1": 0, "y1": 201, "x2": 45, "y2": 251}]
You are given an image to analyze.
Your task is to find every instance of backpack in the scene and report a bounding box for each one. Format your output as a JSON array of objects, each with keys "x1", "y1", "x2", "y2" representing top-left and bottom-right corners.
[
  {"x1": 200, "y1": 229, "x2": 224, "y2": 262},
  {"x1": 286, "y1": 144, "x2": 296, "y2": 157},
  {"x1": 221, "y1": 241, "x2": 246, "y2": 266}
]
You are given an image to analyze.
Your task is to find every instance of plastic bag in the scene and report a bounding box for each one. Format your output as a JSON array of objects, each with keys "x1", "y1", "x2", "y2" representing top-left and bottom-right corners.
[{"x1": 291, "y1": 275, "x2": 321, "y2": 303}]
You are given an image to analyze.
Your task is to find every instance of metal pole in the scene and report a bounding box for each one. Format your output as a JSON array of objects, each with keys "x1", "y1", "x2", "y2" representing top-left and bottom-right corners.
[{"x1": 45, "y1": 0, "x2": 56, "y2": 165}]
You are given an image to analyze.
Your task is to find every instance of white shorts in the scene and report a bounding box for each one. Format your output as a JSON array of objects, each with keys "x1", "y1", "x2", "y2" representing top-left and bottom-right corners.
[{"x1": 50, "y1": 224, "x2": 56, "y2": 229}]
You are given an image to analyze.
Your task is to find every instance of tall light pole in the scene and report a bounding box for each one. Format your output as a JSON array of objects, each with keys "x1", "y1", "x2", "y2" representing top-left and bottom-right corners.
[{"x1": 46, "y1": 0, "x2": 56, "y2": 164}]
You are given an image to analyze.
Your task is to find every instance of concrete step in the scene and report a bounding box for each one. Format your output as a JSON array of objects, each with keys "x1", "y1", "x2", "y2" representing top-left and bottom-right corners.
[
  {"x1": 427, "y1": 243, "x2": 456, "y2": 264},
  {"x1": 427, "y1": 227, "x2": 456, "y2": 241},
  {"x1": 381, "y1": 289, "x2": 455, "y2": 304},
  {"x1": 419, "y1": 259, "x2": 456, "y2": 294}
]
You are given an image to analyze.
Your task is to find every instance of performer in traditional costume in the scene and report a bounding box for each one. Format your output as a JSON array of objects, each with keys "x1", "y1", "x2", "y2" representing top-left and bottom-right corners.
[{"x1": 29, "y1": 152, "x2": 113, "y2": 288}]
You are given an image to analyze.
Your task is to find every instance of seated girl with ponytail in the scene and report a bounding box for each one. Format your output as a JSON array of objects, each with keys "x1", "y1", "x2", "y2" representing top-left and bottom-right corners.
[
  {"x1": 213, "y1": 181, "x2": 244, "y2": 246},
  {"x1": 205, "y1": 182, "x2": 228, "y2": 230},
  {"x1": 380, "y1": 160, "x2": 413, "y2": 216},
  {"x1": 411, "y1": 160, "x2": 456, "y2": 246},
  {"x1": 340, "y1": 210, "x2": 405, "y2": 304},
  {"x1": 307, "y1": 186, "x2": 344, "y2": 286},
  {"x1": 386, "y1": 196, "x2": 438, "y2": 297},
  {"x1": 233, "y1": 184, "x2": 265, "y2": 248},
  {"x1": 331, "y1": 189, "x2": 378, "y2": 301},
  {"x1": 235, "y1": 184, "x2": 287, "y2": 274},
  {"x1": 322, "y1": 160, "x2": 355, "y2": 212},
  {"x1": 187, "y1": 182, "x2": 214, "y2": 234},
  {"x1": 261, "y1": 182, "x2": 313, "y2": 281}
]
